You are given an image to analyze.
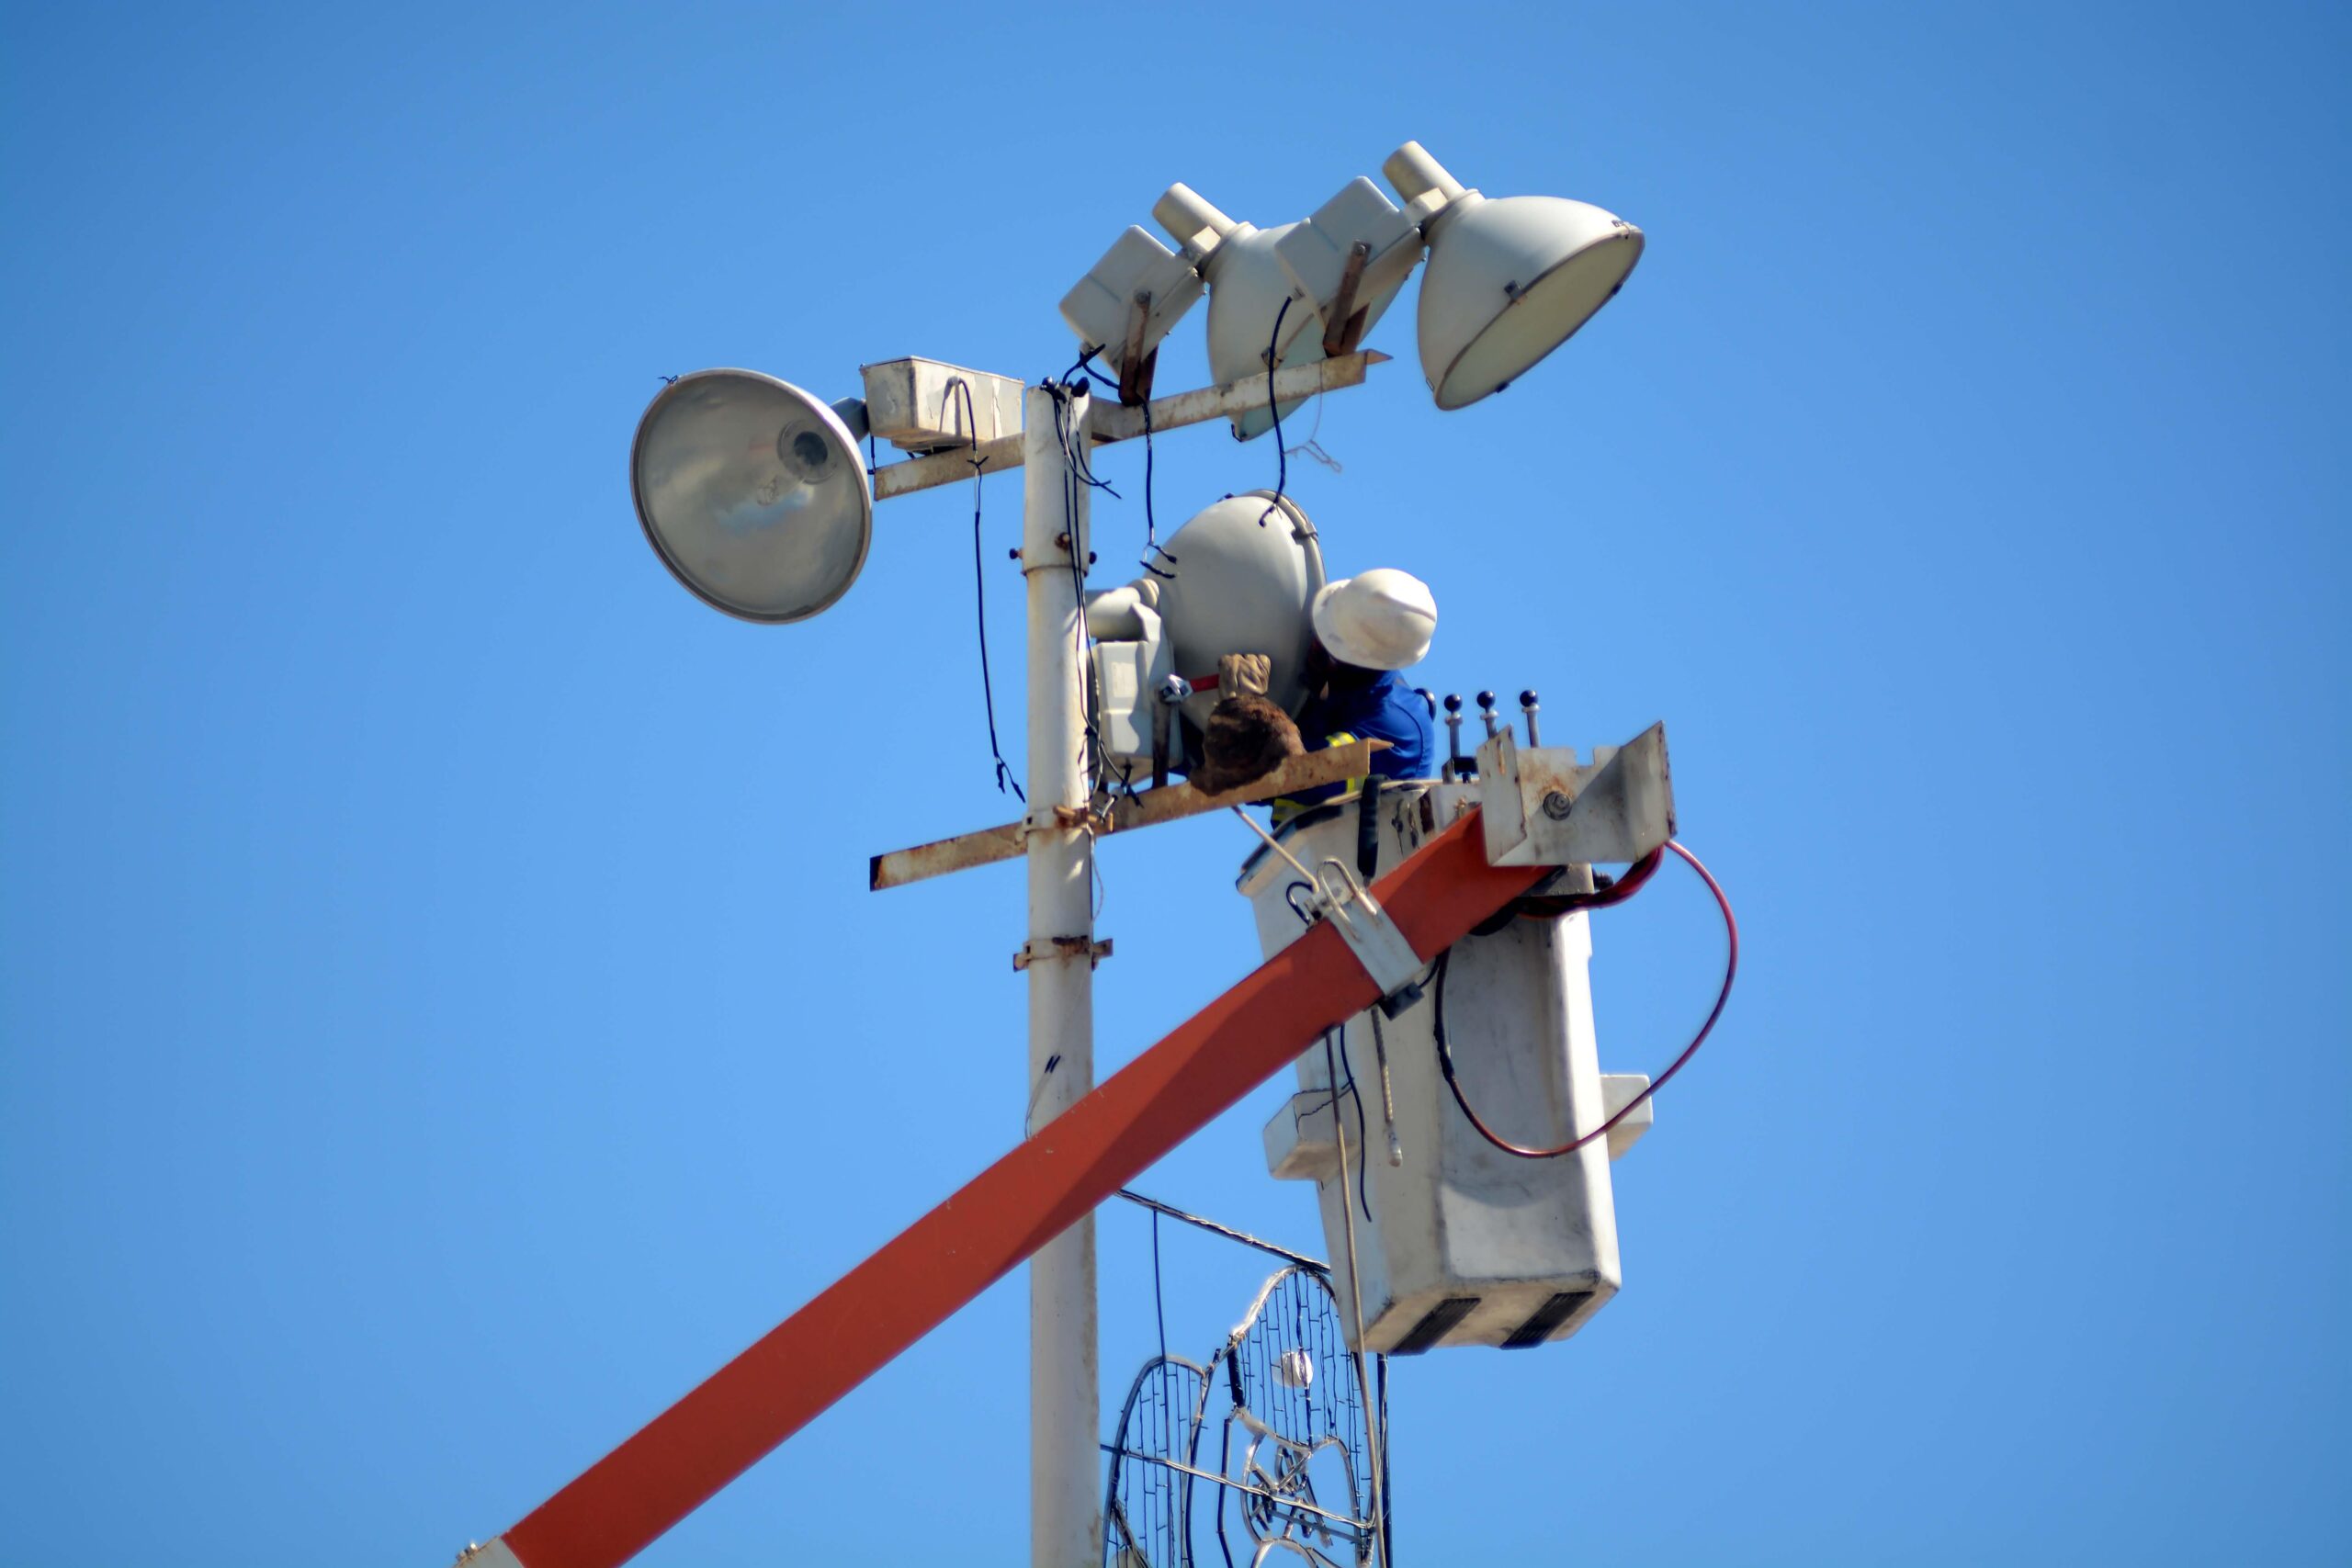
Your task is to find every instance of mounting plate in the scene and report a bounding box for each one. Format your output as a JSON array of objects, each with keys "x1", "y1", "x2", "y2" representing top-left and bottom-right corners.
[{"x1": 1476, "y1": 722, "x2": 1674, "y2": 867}]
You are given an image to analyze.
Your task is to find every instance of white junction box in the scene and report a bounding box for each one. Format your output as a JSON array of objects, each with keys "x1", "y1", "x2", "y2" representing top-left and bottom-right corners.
[
  {"x1": 1088, "y1": 609, "x2": 1173, "y2": 767},
  {"x1": 1058, "y1": 225, "x2": 1204, "y2": 374},
  {"x1": 858, "y1": 357, "x2": 1025, "y2": 454},
  {"x1": 1240, "y1": 783, "x2": 1653, "y2": 1354}
]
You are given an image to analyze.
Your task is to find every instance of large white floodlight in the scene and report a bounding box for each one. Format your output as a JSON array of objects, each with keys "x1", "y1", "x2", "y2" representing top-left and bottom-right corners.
[
  {"x1": 1154, "y1": 184, "x2": 1325, "y2": 441},
  {"x1": 630, "y1": 370, "x2": 874, "y2": 623},
  {"x1": 1385, "y1": 141, "x2": 1644, "y2": 412}
]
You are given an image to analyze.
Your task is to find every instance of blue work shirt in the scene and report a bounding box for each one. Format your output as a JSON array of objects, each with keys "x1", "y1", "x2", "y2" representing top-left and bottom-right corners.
[{"x1": 1283, "y1": 671, "x2": 1436, "y2": 811}]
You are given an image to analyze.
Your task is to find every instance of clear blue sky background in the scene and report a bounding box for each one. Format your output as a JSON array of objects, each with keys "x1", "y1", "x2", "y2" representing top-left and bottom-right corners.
[{"x1": 3, "y1": 4, "x2": 2346, "y2": 1564}]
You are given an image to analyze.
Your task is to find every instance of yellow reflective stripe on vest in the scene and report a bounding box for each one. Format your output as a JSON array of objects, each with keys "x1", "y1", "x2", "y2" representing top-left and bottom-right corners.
[{"x1": 1269, "y1": 732, "x2": 1366, "y2": 825}]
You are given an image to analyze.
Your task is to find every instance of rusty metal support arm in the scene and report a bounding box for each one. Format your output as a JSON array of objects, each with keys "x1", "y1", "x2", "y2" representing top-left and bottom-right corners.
[
  {"x1": 871, "y1": 352, "x2": 1388, "y2": 502},
  {"x1": 869, "y1": 739, "x2": 1388, "y2": 892}
]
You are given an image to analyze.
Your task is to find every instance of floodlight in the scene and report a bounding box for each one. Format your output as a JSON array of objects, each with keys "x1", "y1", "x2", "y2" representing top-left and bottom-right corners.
[
  {"x1": 629, "y1": 369, "x2": 874, "y2": 624},
  {"x1": 1150, "y1": 490, "x2": 1327, "y2": 726},
  {"x1": 1154, "y1": 184, "x2": 1324, "y2": 441},
  {"x1": 1384, "y1": 141, "x2": 1644, "y2": 411}
]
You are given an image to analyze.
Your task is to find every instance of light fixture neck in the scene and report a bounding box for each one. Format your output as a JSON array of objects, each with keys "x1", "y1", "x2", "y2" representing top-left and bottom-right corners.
[
  {"x1": 1155, "y1": 183, "x2": 1240, "y2": 269},
  {"x1": 1384, "y1": 141, "x2": 1470, "y2": 228},
  {"x1": 1416, "y1": 186, "x2": 1486, "y2": 241}
]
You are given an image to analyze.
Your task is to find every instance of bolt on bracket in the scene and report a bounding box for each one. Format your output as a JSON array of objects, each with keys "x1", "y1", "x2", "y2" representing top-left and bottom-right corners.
[{"x1": 1476, "y1": 722, "x2": 1676, "y2": 869}]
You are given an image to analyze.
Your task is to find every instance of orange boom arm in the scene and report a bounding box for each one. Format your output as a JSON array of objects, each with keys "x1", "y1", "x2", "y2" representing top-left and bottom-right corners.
[{"x1": 475, "y1": 811, "x2": 1542, "y2": 1568}]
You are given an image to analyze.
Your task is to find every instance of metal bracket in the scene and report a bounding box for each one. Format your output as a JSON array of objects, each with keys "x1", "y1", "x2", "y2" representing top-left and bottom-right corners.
[
  {"x1": 1224, "y1": 810, "x2": 1427, "y2": 1014},
  {"x1": 1117, "y1": 290, "x2": 1159, "y2": 407},
  {"x1": 1013, "y1": 935, "x2": 1114, "y2": 972},
  {"x1": 1321, "y1": 240, "x2": 1374, "y2": 357},
  {"x1": 1306, "y1": 859, "x2": 1425, "y2": 1014},
  {"x1": 1476, "y1": 722, "x2": 1675, "y2": 868}
]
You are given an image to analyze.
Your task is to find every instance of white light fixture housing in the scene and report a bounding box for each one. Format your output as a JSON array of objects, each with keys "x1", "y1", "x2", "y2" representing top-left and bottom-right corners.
[
  {"x1": 629, "y1": 369, "x2": 874, "y2": 624},
  {"x1": 1385, "y1": 141, "x2": 1645, "y2": 411},
  {"x1": 1148, "y1": 490, "x2": 1326, "y2": 727},
  {"x1": 1154, "y1": 184, "x2": 1325, "y2": 442},
  {"x1": 1272, "y1": 176, "x2": 1425, "y2": 358},
  {"x1": 1058, "y1": 227, "x2": 1205, "y2": 401}
]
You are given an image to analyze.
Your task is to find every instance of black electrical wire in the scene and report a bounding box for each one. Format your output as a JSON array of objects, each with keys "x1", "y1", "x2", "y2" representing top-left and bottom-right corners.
[
  {"x1": 1057, "y1": 387, "x2": 1137, "y2": 806},
  {"x1": 1257, "y1": 297, "x2": 1291, "y2": 526},
  {"x1": 1376, "y1": 1355, "x2": 1393, "y2": 1566},
  {"x1": 1278, "y1": 867, "x2": 1374, "y2": 1219},
  {"x1": 1116, "y1": 1188, "x2": 1328, "y2": 1272},
  {"x1": 1149, "y1": 1208, "x2": 1169, "y2": 1368},
  {"x1": 1040, "y1": 378, "x2": 1138, "y2": 915},
  {"x1": 952, "y1": 378, "x2": 1022, "y2": 803},
  {"x1": 1139, "y1": 393, "x2": 1176, "y2": 580},
  {"x1": 1435, "y1": 840, "x2": 1738, "y2": 1160},
  {"x1": 1319, "y1": 1026, "x2": 1374, "y2": 1226},
  {"x1": 1050, "y1": 355, "x2": 1121, "y2": 499},
  {"x1": 1067, "y1": 347, "x2": 1124, "y2": 400}
]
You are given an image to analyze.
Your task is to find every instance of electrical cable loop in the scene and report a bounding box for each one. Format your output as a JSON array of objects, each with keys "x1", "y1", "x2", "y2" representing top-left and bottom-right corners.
[{"x1": 1438, "y1": 840, "x2": 1737, "y2": 1160}]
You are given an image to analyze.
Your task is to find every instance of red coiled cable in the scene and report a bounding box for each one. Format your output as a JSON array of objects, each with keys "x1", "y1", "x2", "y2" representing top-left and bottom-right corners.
[{"x1": 1437, "y1": 839, "x2": 1738, "y2": 1159}]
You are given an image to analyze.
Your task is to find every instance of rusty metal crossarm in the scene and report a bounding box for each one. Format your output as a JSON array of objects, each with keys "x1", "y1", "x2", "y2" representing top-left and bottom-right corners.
[
  {"x1": 871, "y1": 351, "x2": 1389, "y2": 502},
  {"x1": 869, "y1": 739, "x2": 1390, "y2": 892}
]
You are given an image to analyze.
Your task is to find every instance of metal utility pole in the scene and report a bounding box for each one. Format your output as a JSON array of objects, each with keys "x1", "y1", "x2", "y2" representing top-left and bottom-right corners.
[{"x1": 1019, "y1": 381, "x2": 1101, "y2": 1568}]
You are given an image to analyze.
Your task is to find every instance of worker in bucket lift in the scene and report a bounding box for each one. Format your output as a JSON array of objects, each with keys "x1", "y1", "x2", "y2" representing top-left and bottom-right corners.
[{"x1": 1193, "y1": 569, "x2": 1438, "y2": 818}]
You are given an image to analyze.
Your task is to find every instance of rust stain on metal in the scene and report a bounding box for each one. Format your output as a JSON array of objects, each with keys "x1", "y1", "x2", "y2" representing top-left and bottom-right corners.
[
  {"x1": 1012, "y1": 936, "x2": 1115, "y2": 972},
  {"x1": 871, "y1": 429, "x2": 1026, "y2": 502},
  {"x1": 1088, "y1": 352, "x2": 1389, "y2": 446},
  {"x1": 868, "y1": 821, "x2": 1023, "y2": 892},
  {"x1": 867, "y1": 353, "x2": 1391, "y2": 502},
  {"x1": 869, "y1": 740, "x2": 1390, "y2": 892}
]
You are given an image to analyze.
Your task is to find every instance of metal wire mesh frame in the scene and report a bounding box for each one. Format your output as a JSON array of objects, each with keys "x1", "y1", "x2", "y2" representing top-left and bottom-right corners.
[{"x1": 1103, "y1": 1265, "x2": 1382, "y2": 1568}]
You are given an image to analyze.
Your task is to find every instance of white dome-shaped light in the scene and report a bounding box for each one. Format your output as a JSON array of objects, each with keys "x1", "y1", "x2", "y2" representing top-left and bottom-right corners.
[
  {"x1": 1385, "y1": 142, "x2": 1644, "y2": 412},
  {"x1": 629, "y1": 369, "x2": 873, "y2": 624},
  {"x1": 1150, "y1": 490, "x2": 1326, "y2": 728},
  {"x1": 1156, "y1": 185, "x2": 1324, "y2": 442}
]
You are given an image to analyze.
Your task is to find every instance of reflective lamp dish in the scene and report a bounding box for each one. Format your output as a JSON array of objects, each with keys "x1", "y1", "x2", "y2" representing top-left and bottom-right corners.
[
  {"x1": 629, "y1": 370, "x2": 874, "y2": 623},
  {"x1": 1155, "y1": 183, "x2": 1325, "y2": 442},
  {"x1": 1417, "y1": 194, "x2": 1643, "y2": 411},
  {"x1": 1150, "y1": 490, "x2": 1327, "y2": 729}
]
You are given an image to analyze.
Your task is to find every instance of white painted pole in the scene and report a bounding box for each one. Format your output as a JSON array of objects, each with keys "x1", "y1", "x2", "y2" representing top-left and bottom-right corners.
[{"x1": 1020, "y1": 381, "x2": 1101, "y2": 1568}]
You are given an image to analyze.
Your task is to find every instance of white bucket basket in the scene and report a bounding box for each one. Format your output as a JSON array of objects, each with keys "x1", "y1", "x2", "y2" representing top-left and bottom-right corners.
[{"x1": 1239, "y1": 783, "x2": 1646, "y2": 1353}]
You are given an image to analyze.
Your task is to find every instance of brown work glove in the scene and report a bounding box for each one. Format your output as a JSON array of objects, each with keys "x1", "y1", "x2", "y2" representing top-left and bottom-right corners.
[{"x1": 1216, "y1": 652, "x2": 1273, "y2": 699}]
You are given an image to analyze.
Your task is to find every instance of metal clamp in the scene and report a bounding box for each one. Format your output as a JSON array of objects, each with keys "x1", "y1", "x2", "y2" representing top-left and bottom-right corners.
[
  {"x1": 1308, "y1": 859, "x2": 1426, "y2": 1015},
  {"x1": 1013, "y1": 935, "x2": 1114, "y2": 971},
  {"x1": 1014, "y1": 805, "x2": 1107, "y2": 846},
  {"x1": 1227, "y1": 807, "x2": 1424, "y2": 1013}
]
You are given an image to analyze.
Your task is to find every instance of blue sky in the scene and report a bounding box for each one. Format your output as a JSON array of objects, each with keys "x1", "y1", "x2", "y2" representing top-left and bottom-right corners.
[{"x1": 2, "y1": 3, "x2": 2346, "y2": 1564}]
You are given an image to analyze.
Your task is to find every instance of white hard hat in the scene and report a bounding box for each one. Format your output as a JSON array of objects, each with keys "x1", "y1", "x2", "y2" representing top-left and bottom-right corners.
[{"x1": 1310, "y1": 569, "x2": 1437, "y2": 671}]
